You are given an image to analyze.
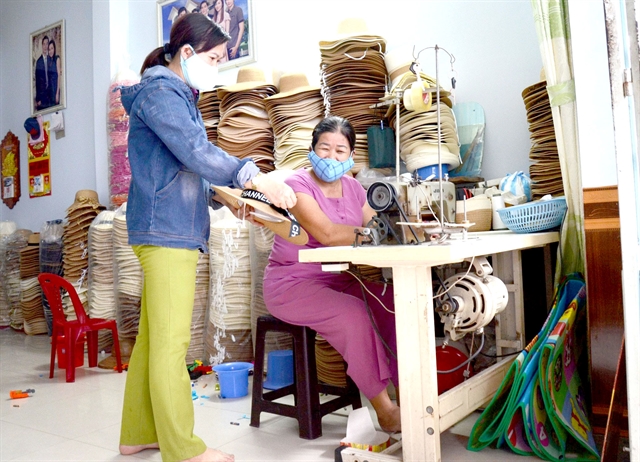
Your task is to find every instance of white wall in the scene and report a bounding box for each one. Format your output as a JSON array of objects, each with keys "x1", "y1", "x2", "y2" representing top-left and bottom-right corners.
[
  {"x1": 120, "y1": 0, "x2": 543, "y2": 182},
  {"x1": 3, "y1": 0, "x2": 610, "y2": 232},
  {"x1": 0, "y1": 0, "x2": 97, "y2": 232},
  {"x1": 568, "y1": 0, "x2": 618, "y2": 187}
]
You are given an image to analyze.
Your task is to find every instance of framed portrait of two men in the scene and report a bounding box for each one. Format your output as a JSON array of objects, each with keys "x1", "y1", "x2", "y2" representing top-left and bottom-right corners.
[
  {"x1": 30, "y1": 20, "x2": 66, "y2": 116},
  {"x1": 157, "y1": 0, "x2": 255, "y2": 71}
]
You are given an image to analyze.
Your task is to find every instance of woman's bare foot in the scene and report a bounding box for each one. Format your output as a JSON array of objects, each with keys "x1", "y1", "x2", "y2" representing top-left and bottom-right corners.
[
  {"x1": 377, "y1": 404, "x2": 401, "y2": 433},
  {"x1": 370, "y1": 388, "x2": 402, "y2": 433},
  {"x1": 183, "y1": 447, "x2": 234, "y2": 462},
  {"x1": 119, "y1": 442, "x2": 159, "y2": 455}
]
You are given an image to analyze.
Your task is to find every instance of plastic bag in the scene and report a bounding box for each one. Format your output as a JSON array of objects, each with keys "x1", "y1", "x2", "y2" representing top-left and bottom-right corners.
[
  {"x1": 500, "y1": 171, "x2": 532, "y2": 202},
  {"x1": 367, "y1": 124, "x2": 396, "y2": 169}
]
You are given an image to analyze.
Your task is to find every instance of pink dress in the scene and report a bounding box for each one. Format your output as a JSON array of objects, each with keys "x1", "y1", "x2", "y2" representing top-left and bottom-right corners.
[{"x1": 263, "y1": 169, "x2": 398, "y2": 399}]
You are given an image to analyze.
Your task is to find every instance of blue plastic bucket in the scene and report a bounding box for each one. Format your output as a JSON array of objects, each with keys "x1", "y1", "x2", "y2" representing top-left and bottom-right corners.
[
  {"x1": 212, "y1": 362, "x2": 253, "y2": 398},
  {"x1": 416, "y1": 164, "x2": 450, "y2": 180}
]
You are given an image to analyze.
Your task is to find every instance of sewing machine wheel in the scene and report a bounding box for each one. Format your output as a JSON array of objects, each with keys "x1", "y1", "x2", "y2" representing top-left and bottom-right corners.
[{"x1": 367, "y1": 182, "x2": 396, "y2": 212}]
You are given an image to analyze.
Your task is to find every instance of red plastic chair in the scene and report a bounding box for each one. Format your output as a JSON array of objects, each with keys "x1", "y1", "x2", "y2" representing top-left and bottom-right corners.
[{"x1": 38, "y1": 273, "x2": 123, "y2": 382}]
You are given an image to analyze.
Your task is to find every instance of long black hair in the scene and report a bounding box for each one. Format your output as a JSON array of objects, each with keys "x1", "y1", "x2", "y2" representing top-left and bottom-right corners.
[
  {"x1": 311, "y1": 116, "x2": 356, "y2": 152},
  {"x1": 140, "y1": 13, "x2": 230, "y2": 74}
]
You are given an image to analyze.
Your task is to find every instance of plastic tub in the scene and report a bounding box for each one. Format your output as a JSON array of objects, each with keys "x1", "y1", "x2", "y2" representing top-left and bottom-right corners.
[
  {"x1": 213, "y1": 362, "x2": 253, "y2": 398},
  {"x1": 416, "y1": 164, "x2": 450, "y2": 180},
  {"x1": 56, "y1": 335, "x2": 85, "y2": 369}
]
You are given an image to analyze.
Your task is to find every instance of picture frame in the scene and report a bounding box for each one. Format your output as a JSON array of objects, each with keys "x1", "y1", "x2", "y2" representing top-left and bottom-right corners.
[
  {"x1": 30, "y1": 20, "x2": 66, "y2": 116},
  {"x1": 157, "y1": 0, "x2": 255, "y2": 71}
]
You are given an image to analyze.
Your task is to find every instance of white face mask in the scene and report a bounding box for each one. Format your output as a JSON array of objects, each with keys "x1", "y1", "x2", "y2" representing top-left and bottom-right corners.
[{"x1": 180, "y1": 45, "x2": 218, "y2": 91}]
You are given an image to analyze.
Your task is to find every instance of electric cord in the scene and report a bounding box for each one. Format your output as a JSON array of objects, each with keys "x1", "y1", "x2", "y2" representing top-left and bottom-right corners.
[
  {"x1": 480, "y1": 349, "x2": 521, "y2": 359},
  {"x1": 347, "y1": 267, "x2": 491, "y2": 375},
  {"x1": 346, "y1": 270, "x2": 395, "y2": 315},
  {"x1": 347, "y1": 269, "x2": 398, "y2": 360},
  {"x1": 437, "y1": 331, "x2": 485, "y2": 374},
  {"x1": 432, "y1": 256, "x2": 475, "y2": 300}
]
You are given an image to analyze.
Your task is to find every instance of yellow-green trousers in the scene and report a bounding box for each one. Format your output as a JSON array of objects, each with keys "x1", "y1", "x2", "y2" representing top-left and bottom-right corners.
[{"x1": 120, "y1": 245, "x2": 205, "y2": 462}]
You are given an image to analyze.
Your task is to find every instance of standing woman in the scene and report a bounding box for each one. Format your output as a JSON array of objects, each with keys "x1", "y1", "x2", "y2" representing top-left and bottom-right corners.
[
  {"x1": 211, "y1": 0, "x2": 230, "y2": 63},
  {"x1": 118, "y1": 14, "x2": 296, "y2": 462},
  {"x1": 263, "y1": 116, "x2": 401, "y2": 433},
  {"x1": 47, "y1": 39, "x2": 61, "y2": 105}
]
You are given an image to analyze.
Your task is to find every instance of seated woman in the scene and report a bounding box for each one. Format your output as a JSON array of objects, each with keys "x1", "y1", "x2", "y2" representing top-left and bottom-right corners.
[{"x1": 263, "y1": 116, "x2": 401, "y2": 433}]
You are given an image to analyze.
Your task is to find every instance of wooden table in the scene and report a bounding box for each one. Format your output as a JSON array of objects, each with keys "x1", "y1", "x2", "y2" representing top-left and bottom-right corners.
[{"x1": 299, "y1": 230, "x2": 560, "y2": 462}]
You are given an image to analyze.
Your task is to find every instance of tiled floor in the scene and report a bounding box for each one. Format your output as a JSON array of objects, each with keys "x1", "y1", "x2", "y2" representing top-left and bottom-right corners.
[{"x1": 0, "y1": 328, "x2": 542, "y2": 461}]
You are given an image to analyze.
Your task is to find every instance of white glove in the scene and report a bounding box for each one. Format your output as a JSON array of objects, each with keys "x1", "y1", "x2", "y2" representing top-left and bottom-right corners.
[{"x1": 250, "y1": 172, "x2": 297, "y2": 210}]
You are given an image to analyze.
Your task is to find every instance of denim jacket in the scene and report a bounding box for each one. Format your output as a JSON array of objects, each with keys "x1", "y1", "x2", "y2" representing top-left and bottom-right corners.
[{"x1": 120, "y1": 65, "x2": 258, "y2": 252}]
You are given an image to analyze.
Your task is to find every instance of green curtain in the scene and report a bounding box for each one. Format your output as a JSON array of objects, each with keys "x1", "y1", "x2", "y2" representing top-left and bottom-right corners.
[{"x1": 531, "y1": 0, "x2": 585, "y2": 276}]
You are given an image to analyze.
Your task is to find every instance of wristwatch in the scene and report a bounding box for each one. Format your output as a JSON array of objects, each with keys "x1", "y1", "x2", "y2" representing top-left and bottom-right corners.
[{"x1": 250, "y1": 172, "x2": 265, "y2": 189}]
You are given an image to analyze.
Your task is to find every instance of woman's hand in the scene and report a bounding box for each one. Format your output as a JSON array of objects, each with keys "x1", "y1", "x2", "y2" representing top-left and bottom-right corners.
[{"x1": 248, "y1": 173, "x2": 297, "y2": 210}]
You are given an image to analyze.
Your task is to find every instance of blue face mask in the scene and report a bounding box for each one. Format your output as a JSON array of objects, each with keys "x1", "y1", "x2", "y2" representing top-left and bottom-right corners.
[{"x1": 308, "y1": 150, "x2": 354, "y2": 183}]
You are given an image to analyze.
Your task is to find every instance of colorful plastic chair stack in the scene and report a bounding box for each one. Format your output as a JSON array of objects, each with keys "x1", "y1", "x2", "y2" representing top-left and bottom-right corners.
[{"x1": 38, "y1": 273, "x2": 123, "y2": 382}]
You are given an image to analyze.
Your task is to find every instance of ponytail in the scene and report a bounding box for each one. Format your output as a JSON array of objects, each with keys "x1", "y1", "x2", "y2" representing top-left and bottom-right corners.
[
  {"x1": 140, "y1": 13, "x2": 230, "y2": 75},
  {"x1": 140, "y1": 47, "x2": 167, "y2": 74}
]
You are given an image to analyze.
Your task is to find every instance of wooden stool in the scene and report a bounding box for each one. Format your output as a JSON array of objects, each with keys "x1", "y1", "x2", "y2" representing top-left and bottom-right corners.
[{"x1": 250, "y1": 315, "x2": 362, "y2": 439}]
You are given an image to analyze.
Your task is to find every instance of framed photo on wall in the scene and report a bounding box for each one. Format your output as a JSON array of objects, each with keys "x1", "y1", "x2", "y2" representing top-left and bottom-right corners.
[
  {"x1": 30, "y1": 20, "x2": 66, "y2": 116},
  {"x1": 157, "y1": 0, "x2": 255, "y2": 71}
]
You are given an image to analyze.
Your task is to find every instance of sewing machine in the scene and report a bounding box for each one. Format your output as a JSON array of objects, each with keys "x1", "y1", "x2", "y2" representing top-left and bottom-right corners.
[{"x1": 365, "y1": 179, "x2": 456, "y2": 245}]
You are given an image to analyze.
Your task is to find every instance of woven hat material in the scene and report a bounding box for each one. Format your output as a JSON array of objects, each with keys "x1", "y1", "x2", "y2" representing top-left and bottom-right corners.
[
  {"x1": 266, "y1": 73, "x2": 320, "y2": 101},
  {"x1": 218, "y1": 67, "x2": 277, "y2": 95},
  {"x1": 211, "y1": 186, "x2": 308, "y2": 245}
]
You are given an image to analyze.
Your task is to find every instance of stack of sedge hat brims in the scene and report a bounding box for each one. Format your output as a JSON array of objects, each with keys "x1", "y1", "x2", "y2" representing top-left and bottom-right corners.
[
  {"x1": 186, "y1": 249, "x2": 209, "y2": 364},
  {"x1": 521, "y1": 79, "x2": 563, "y2": 199},
  {"x1": 87, "y1": 210, "x2": 117, "y2": 354},
  {"x1": 217, "y1": 67, "x2": 278, "y2": 172},
  {"x1": 205, "y1": 214, "x2": 253, "y2": 363},
  {"x1": 111, "y1": 202, "x2": 142, "y2": 362},
  {"x1": 20, "y1": 233, "x2": 48, "y2": 335},
  {"x1": 264, "y1": 72, "x2": 324, "y2": 171},
  {"x1": 198, "y1": 86, "x2": 223, "y2": 146},
  {"x1": 384, "y1": 48, "x2": 461, "y2": 176},
  {"x1": 62, "y1": 190, "x2": 105, "y2": 289},
  {"x1": 319, "y1": 18, "x2": 388, "y2": 174}
]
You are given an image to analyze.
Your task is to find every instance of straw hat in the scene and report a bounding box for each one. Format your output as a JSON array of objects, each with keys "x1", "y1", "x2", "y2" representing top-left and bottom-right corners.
[
  {"x1": 212, "y1": 186, "x2": 309, "y2": 245},
  {"x1": 265, "y1": 73, "x2": 320, "y2": 101},
  {"x1": 384, "y1": 48, "x2": 415, "y2": 90},
  {"x1": 319, "y1": 18, "x2": 367, "y2": 44},
  {"x1": 28, "y1": 232, "x2": 40, "y2": 246},
  {"x1": 66, "y1": 190, "x2": 103, "y2": 214},
  {"x1": 218, "y1": 67, "x2": 276, "y2": 95}
]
